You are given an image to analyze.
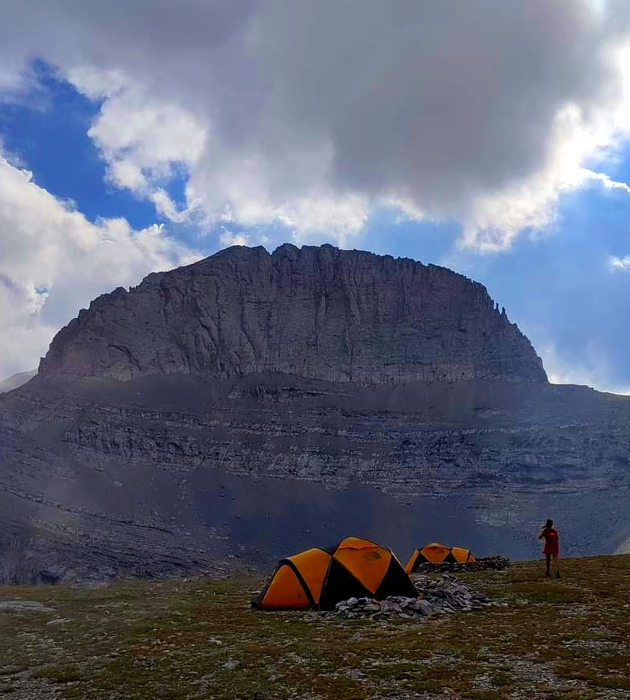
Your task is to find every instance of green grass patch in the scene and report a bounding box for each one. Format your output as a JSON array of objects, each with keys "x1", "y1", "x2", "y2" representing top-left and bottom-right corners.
[
  {"x1": 0, "y1": 556, "x2": 628, "y2": 699},
  {"x1": 34, "y1": 666, "x2": 82, "y2": 684}
]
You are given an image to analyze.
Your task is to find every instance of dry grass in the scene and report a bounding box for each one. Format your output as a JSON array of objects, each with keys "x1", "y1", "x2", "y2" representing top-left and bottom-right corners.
[{"x1": 0, "y1": 556, "x2": 629, "y2": 699}]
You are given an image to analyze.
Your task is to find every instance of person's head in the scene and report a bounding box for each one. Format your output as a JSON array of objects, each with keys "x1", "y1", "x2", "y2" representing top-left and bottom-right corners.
[{"x1": 544, "y1": 519, "x2": 553, "y2": 529}]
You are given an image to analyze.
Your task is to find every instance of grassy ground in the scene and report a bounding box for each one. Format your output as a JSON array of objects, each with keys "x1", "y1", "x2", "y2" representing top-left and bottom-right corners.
[{"x1": 1, "y1": 556, "x2": 629, "y2": 699}]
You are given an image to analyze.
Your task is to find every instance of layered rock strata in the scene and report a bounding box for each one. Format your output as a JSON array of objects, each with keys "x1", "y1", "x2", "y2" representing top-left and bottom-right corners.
[{"x1": 1, "y1": 245, "x2": 628, "y2": 585}]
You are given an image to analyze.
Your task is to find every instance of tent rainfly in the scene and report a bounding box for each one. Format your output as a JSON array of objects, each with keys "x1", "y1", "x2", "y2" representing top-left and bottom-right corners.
[
  {"x1": 405, "y1": 543, "x2": 476, "y2": 572},
  {"x1": 253, "y1": 536, "x2": 418, "y2": 610}
]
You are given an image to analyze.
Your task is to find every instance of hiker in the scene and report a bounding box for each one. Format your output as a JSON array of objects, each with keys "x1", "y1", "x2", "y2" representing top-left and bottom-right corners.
[{"x1": 539, "y1": 519, "x2": 560, "y2": 578}]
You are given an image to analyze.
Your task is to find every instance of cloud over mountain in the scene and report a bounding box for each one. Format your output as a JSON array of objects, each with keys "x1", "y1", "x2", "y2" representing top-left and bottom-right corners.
[
  {"x1": 3, "y1": 1, "x2": 630, "y2": 382},
  {"x1": 1, "y1": 0, "x2": 630, "y2": 245},
  {"x1": 0, "y1": 155, "x2": 198, "y2": 377}
]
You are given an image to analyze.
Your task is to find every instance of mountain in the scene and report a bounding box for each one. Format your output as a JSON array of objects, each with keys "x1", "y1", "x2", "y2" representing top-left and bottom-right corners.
[
  {"x1": 40, "y1": 243, "x2": 546, "y2": 384},
  {"x1": 0, "y1": 370, "x2": 36, "y2": 394},
  {"x1": 0, "y1": 244, "x2": 629, "y2": 584}
]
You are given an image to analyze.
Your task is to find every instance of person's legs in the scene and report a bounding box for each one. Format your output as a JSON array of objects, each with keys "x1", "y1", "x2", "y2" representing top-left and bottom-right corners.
[
  {"x1": 545, "y1": 554, "x2": 551, "y2": 577},
  {"x1": 553, "y1": 554, "x2": 560, "y2": 578}
]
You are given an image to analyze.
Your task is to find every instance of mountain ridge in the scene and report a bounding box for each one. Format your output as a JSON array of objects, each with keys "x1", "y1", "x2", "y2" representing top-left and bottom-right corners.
[
  {"x1": 39, "y1": 244, "x2": 547, "y2": 385},
  {"x1": 1, "y1": 244, "x2": 628, "y2": 585}
]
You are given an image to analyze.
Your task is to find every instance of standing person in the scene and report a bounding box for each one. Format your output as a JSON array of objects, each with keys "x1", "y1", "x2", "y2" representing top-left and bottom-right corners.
[{"x1": 539, "y1": 519, "x2": 560, "y2": 578}]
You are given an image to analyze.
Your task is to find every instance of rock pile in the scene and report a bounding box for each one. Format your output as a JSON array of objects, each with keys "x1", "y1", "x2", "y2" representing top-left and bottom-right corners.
[
  {"x1": 331, "y1": 574, "x2": 504, "y2": 620},
  {"x1": 333, "y1": 596, "x2": 432, "y2": 620},
  {"x1": 410, "y1": 555, "x2": 511, "y2": 575}
]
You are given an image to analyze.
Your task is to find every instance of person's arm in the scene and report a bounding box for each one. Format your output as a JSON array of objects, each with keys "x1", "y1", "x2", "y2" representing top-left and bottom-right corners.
[{"x1": 538, "y1": 529, "x2": 545, "y2": 540}]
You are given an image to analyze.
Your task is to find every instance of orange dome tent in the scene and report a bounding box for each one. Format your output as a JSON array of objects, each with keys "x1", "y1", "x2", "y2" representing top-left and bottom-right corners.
[
  {"x1": 254, "y1": 536, "x2": 418, "y2": 610},
  {"x1": 450, "y1": 546, "x2": 476, "y2": 564},
  {"x1": 405, "y1": 543, "x2": 476, "y2": 573}
]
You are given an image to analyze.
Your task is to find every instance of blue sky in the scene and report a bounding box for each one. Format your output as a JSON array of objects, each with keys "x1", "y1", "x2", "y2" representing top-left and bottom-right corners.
[
  {"x1": 1, "y1": 60, "x2": 630, "y2": 391},
  {"x1": 2, "y1": 1, "x2": 630, "y2": 390},
  {"x1": 0, "y1": 62, "x2": 179, "y2": 230}
]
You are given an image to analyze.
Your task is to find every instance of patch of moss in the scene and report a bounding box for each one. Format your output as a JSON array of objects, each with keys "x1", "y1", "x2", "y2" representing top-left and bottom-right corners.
[
  {"x1": 35, "y1": 666, "x2": 82, "y2": 683},
  {"x1": 0, "y1": 556, "x2": 628, "y2": 699}
]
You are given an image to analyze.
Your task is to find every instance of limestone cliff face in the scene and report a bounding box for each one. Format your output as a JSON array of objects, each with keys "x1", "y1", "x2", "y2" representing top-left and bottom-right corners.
[
  {"x1": 2, "y1": 244, "x2": 629, "y2": 584},
  {"x1": 39, "y1": 244, "x2": 547, "y2": 384}
]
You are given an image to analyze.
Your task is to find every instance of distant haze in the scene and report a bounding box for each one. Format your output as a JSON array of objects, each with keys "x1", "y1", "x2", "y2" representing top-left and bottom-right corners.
[{"x1": 0, "y1": 370, "x2": 36, "y2": 394}]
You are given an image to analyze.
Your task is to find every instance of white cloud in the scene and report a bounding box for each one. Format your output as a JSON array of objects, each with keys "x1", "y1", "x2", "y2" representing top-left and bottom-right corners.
[
  {"x1": 545, "y1": 357, "x2": 630, "y2": 395},
  {"x1": 463, "y1": 102, "x2": 630, "y2": 250},
  {"x1": 2, "y1": 0, "x2": 630, "y2": 246},
  {"x1": 573, "y1": 168, "x2": 630, "y2": 194},
  {"x1": 0, "y1": 154, "x2": 200, "y2": 378},
  {"x1": 65, "y1": 66, "x2": 129, "y2": 99},
  {"x1": 541, "y1": 340, "x2": 628, "y2": 392},
  {"x1": 150, "y1": 189, "x2": 189, "y2": 223},
  {"x1": 219, "y1": 230, "x2": 251, "y2": 248},
  {"x1": 108, "y1": 160, "x2": 147, "y2": 192},
  {"x1": 82, "y1": 85, "x2": 207, "y2": 223},
  {"x1": 88, "y1": 88, "x2": 206, "y2": 170},
  {"x1": 609, "y1": 255, "x2": 630, "y2": 270}
]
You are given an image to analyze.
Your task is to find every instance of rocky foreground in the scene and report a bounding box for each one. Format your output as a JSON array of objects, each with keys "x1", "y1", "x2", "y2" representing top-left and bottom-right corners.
[{"x1": 0, "y1": 556, "x2": 629, "y2": 700}]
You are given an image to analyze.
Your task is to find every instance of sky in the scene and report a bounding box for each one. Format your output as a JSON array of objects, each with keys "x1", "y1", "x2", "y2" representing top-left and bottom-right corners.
[{"x1": 1, "y1": 1, "x2": 630, "y2": 392}]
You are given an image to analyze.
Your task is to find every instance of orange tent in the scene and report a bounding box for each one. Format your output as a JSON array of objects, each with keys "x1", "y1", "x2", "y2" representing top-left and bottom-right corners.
[
  {"x1": 254, "y1": 536, "x2": 418, "y2": 610},
  {"x1": 450, "y1": 546, "x2": 476, "y2": 564},
  {"x1": 405, "y1": 543, "x2": 476, "y2": 573}
]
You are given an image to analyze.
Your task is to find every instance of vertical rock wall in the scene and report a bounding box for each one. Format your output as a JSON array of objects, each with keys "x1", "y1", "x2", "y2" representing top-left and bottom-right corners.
[{"x1": 39, "y1": 244, "x2": 547, "y2": 384}]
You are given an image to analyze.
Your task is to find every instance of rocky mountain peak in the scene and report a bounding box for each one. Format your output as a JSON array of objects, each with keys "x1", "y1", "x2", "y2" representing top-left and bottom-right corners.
[{"x1": 39, "y1": 244, "x2": 547, "y2": 384}]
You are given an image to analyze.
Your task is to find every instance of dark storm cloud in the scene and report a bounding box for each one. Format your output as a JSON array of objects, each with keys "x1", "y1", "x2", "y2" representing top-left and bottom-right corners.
[{"x1": 249, "y1": 1, "x2": 630, "y2": 214}]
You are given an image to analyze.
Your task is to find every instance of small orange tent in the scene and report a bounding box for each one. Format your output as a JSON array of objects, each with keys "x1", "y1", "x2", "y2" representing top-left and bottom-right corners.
[
  {"x1": 405, "y1": 543, "x2": 475, "y2": 573},
  {"x1": 450, "y1": 546, "x2": 476, "y2": 564},
  {"x1": 254, "y1": 536, "x2": 418, "y2": 610}
]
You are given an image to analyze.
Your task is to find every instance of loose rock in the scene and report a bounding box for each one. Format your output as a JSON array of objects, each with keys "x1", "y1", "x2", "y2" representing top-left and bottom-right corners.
[
  {"x1": 410, "y1": 555, "x2": 511, "y2": 575},
  {"x1": 0, "y1": 600, "x2": 54, "y2": 613},
  {"x1": 327, "y1": 574, "x2": 503, "y2": 621}
]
